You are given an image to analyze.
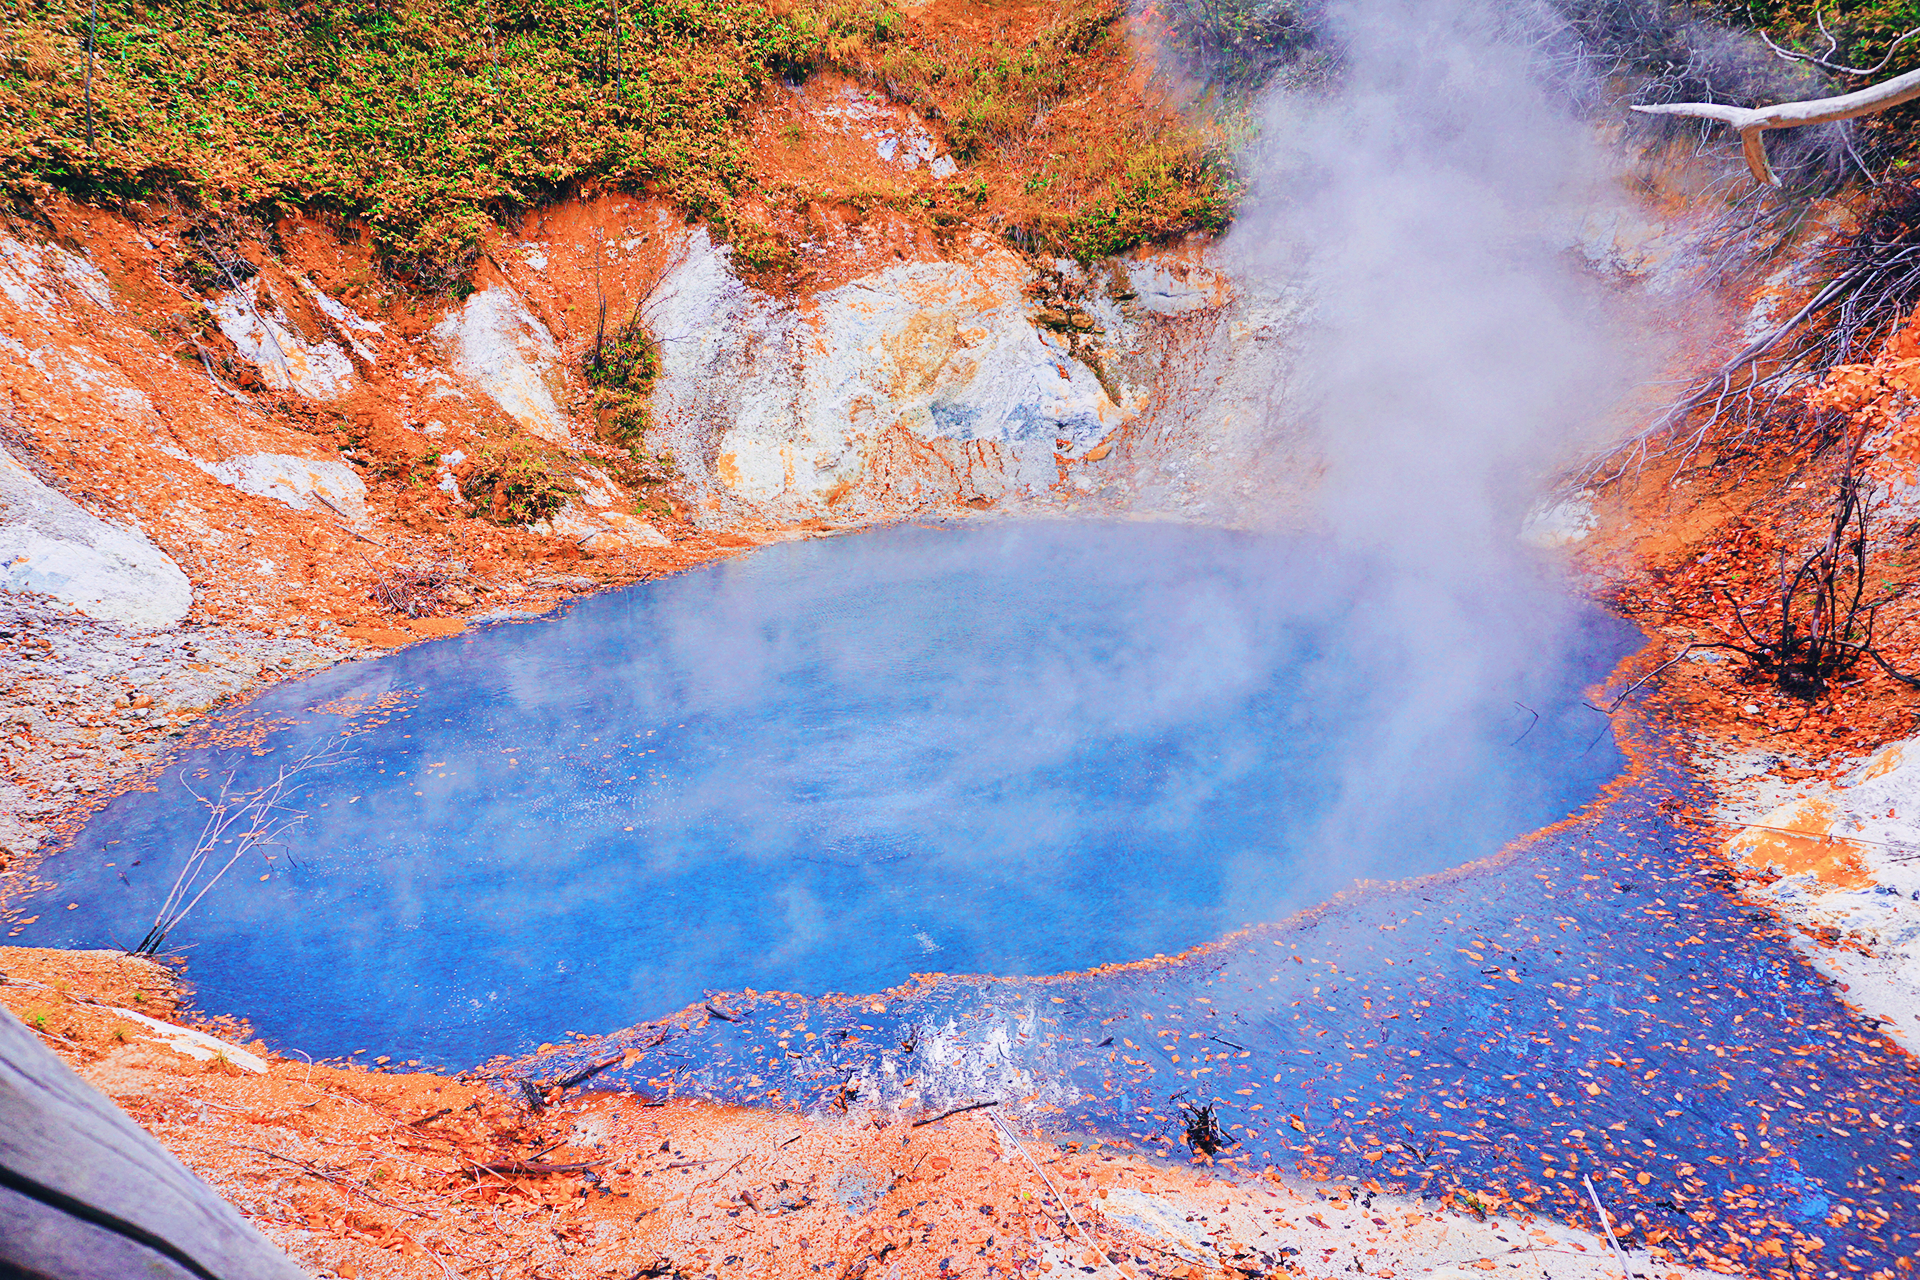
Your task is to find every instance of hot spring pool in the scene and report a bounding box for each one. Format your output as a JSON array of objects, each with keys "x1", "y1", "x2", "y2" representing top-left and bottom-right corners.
[{"x1": 19, "y1": 523, "x2": 1636, "y2": 1065}]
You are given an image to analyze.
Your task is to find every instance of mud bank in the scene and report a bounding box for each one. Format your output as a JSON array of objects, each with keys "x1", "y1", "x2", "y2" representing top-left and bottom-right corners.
[{"x1": 0, "y1": 946, "x2": 1715, "y2": 1280}]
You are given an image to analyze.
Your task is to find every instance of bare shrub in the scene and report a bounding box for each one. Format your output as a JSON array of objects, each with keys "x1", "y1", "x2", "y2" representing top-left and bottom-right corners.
[
  {"x1": 132, "y1": 742, "x2": 348, "y2": 958},
  {"x1": 368, "y1": 562, "x2": 470, "y2": 618}
]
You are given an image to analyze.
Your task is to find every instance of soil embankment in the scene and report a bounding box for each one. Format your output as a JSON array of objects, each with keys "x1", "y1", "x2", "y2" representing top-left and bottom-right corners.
[{"x1": 1568, "y1": 321, "x2": 1920, "y2": 1058}]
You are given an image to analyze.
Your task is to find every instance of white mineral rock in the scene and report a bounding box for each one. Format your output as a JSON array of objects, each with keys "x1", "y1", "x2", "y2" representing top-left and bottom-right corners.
[
  {"x1": 197, "y1": 452, "x2": 370, "y2": 526},
  {"x1": 430, "y1": 286, "x2": 576, "y2": 444},
  {"x1": 0, "y1": 446, "x2": 192, "y2": 627},
  {"x1": 645, "y1": 230, "x2": 1128, "y2": 518},
  {"x1": 210, "y1": 278, "x2": 356, "y2": 399}
]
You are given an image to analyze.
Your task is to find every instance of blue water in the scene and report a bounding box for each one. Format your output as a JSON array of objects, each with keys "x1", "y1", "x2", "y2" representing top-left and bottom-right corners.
[
  {"x1": 17, "y1": 523, "x2": 1634, "y2": 1065},
  {"x1": 524, "y1": 736, "x2": 1920, "y2": 1274}
]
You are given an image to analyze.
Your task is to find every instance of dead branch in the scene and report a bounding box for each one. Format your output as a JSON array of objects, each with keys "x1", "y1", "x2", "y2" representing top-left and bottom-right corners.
[
  {"x1": 911, "y1": 1099, "x2": 999, "y2": 1128},
  {"x1": 1586, "y1": 182, "x2": 1920, "y2": 484},
  {"x1": 368, "y1": 561, "x2": 468, "y2": 618},
  {"x1": 132, "y1": 740, "x2": 350, "y2": 956},
  {"x1": 233, "y1": 1145, "x2": 432, "y2": 1216},
  {"x1": 465, "y1": 1157, "x2": 609, "y2": 1177},
  {"x1": 1682, "y1": 439, "x2": 1920, "y2": 697},
  {"x1": 1756, "y1": 8, "x2": 1920, "y2": 79},
  {"x1": 1633, "y1": 63, "x2": 1920, "y2": 186}
]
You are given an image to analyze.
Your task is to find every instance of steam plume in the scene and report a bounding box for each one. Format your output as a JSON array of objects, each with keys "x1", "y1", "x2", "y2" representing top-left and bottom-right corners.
[{"x1": 1218, "y1": 0, "x2": 1649, "y2": 869}]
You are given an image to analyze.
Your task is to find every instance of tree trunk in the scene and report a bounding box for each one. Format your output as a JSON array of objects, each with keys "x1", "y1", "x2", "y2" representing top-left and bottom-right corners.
[{"x1": 0, "y1": 1006, "x2": 306, "y2": 1280}]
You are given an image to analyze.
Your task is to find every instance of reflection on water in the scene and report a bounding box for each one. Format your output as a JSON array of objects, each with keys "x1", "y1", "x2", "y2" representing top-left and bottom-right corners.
[{"x1": 22, "y1": 523, "x2": 1631, "y2": 1065}]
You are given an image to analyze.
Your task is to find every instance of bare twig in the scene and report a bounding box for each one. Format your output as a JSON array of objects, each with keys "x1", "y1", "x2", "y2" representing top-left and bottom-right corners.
[
  {"x1": 1588, "y1": 187, "x2": 1920, "y2": 489},
  {"x1": 548, "y1": 1050, "x2": 627, "y2": 1091},
  {"x1": 987, "y1": 1112, "x2": 1125, "y2": 1280},
  {"x1": 911, "y1": 1099, "x2": 999, "y2": 1128},
  {"x1": 466, "y1": 1157, "x2": 609, "y2": 1177},
  {"x1": 234, "y1": 1145, "x2": 432, "y2": 1217},
  {"x1": 1592, "y1": 643, "x2": 1739, "y2": 715},
  {"x1": 1582, "y1": 1174, "x2": 1635, "y2": 1280},
  {"x1": 196, "y1": 235, "x2": 294, "y2": 382},
  {"x1": 368, "y1": 561, "x2": 466, "y2": 618},
  {"x1": 131, "y1": 741, "x2": 349, "y2": 956},
  {"x1": 1758, "y1": 24, "x2": 1920, "y2": 78},
  {"x1": 696, "y1": 1154, "x2": 750, "y2": 1188}
]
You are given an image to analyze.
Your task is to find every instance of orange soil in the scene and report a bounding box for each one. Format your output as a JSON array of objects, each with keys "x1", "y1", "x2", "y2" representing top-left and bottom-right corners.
[
  {"x1": 1567, "y1": 298, "x2": 1920, "y2": 954},
  {"x1": 1, "y1": 193, "x2": 777, "y2": 643},
  {"x1": 1719, "y1": 796, "x2": 1876, "y2": 889},
  {"x1": 1578, "y1": 326, "x2": 1920, "y2": 772},
  {"x1": 731, "y1": 0, "x2": 1219, "y2": 279}
]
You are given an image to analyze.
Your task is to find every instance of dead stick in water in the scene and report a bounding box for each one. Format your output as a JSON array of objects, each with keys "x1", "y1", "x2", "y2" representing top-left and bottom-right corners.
[
  {"x1": 988, "y1": 1111, "x2": 1125, "y2": 1280},
  {"x1": 912, "y1": 1099, "x2": 999, "y2": 1128},
  {"x1": 1582, "y1": 1173, "x2": 1634, "y2": 1280},
  {"x1": 550, "y1": 1051, "x2": 625, "y2": 1090}
]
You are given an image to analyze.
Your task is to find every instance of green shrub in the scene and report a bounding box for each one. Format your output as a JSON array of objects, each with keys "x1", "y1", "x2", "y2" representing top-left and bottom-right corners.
[
  {"x1": 1, "y1": 0, "x2": 1234, "y2": 278},
  {"x1": 0, "y1": 0, "x2": 886, "y2": 285},
  {"x1": 1060, "y1": 140, "x2": 1238, "y2": 261},
  {"x1": 461, "y1": 437, "x2": 578, "y2": 525}
]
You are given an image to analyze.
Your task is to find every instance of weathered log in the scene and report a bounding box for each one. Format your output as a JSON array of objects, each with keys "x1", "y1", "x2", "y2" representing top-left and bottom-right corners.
[
  {"x1": 1632, "y1": 64, "x2": 1920, "y2": 185},
  {"x1": 0, "y1": 1005, "x2": 305, "y2": 1280}
]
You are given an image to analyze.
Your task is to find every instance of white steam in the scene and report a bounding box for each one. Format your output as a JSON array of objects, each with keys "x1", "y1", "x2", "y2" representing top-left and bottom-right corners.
[
  {"x1": 1217, "y1": 0, "x2": 1652, "y2": 870},
  {"x1": 1231, "y1": 0, "x2": 1636, "y2": 560}
]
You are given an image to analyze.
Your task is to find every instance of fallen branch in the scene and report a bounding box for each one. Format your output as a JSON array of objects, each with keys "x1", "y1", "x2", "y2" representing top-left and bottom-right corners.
[
  {"x1": 197, "y1": 234, "x2": 294, "y2": 381},
  {"x1": 1632, "y1": 64, "x2": 1920, "y2": 186},
  {"x1": 1582, "y1": 1173, "x2": 1635, "y2": 1280},
  {"x1": 233, "y1": 1145, "x2": 431, "y2": 1216},
  {"x1": 550, "y1": 1051, "x2": 625, "y2": 1091},
  {"x1": 27, "y1": 1023, "x2": 82, "y2": 1049},
  {"x1": 1591, "y1": 642, "x2": 1741, "y2": 715},
  {"x1": 911, "y1": 1099, "x2": 999, "y2": 1128},
  {"x1": 988, "y1": 1112, "x2": 1125, "y2": 1280},
  {"x1": 467, "y1": 1157, "x2": 609, "y2": 1177}
]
